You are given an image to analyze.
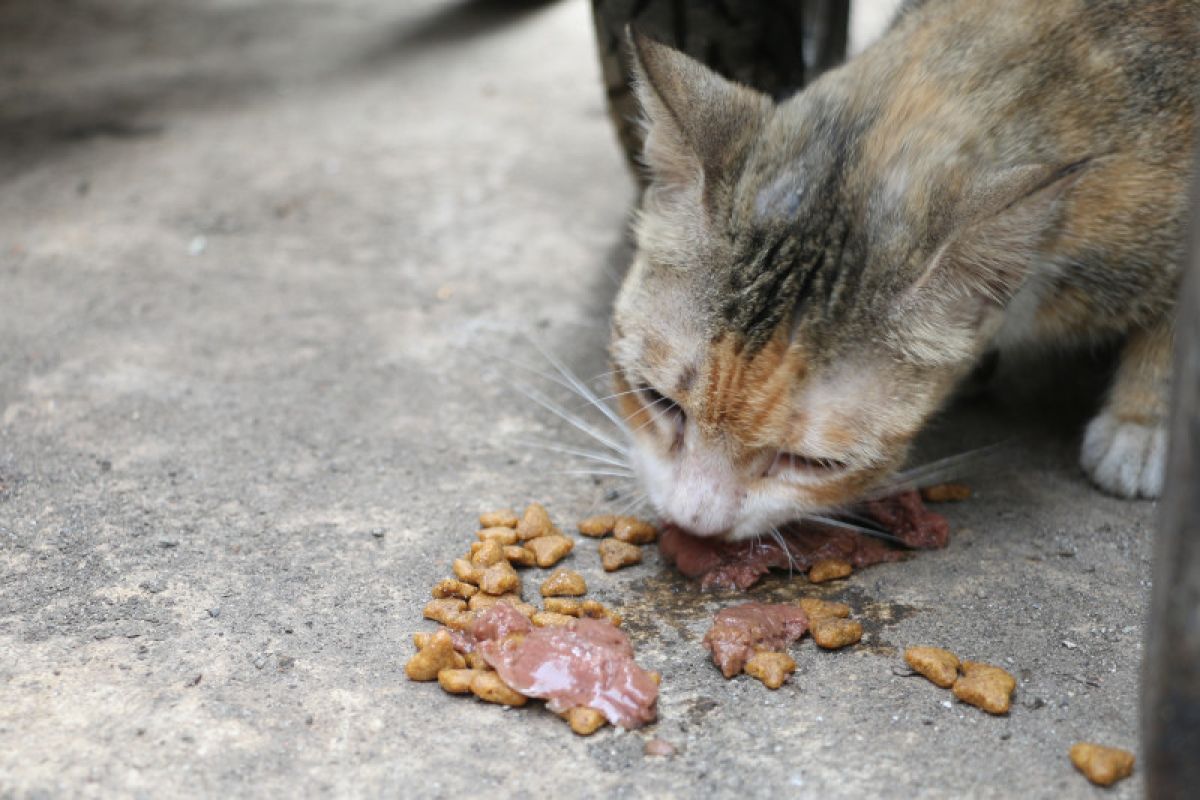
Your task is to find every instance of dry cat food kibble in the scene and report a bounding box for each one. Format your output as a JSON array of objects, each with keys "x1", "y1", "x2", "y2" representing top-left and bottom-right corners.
[
  {"x1": 405, "y1": 629, "x2": 466, "y2": 681},
  {"x1": 952, "y1": 661, "x2": 1016, "y2": 715},
  {"x1": 477, "y1": 526, "x2": 519, "y2": 545},
  {"x1": 561, "y1": 706, "x2": 607, "y2": 735},
  {"x1": 902, "y1": 645, "x2": 1017, "y2": 714},
  {"x1": 1069, "y1": 742, "x2": 1135, "y2": 787},
  {"x1": 517, "y1": 502, "x2": 559, "y2": 541},
  {"x1": 613, "y1": 517, "x2": 658, "y2": 544},
  {"x1": 798, "y1": 598, "x2": 851, "y2": 619},
  {"x1": 600, "y1": 539, "x2": 642, "y2": 571},
  {"x1": 810, "y1": 617, "x2": 863, "y2": 650},
  {"x1": 577, "y1": 514, "x2": 616, "y2": 537},
  {"x1": 479, "y1": 508, "x2": 520, "y2": 529},
  {"x1": 408, "y1": 502, "x2": 660, "y2": 736},
  {"x1": 808, "y1": 558, "x2": 853, "y2": 583},
  {"x1": 540, "y1": 569, "x2": 587, "y2": 597},
  {"x1": 919, "y1": 483, "x2": 972, "y2": 503},
  {"x1": 744, "y1": 651, "x2": 796, "y2": 689},
  {"x1": 469, "y1": 669, "x2": 528, "y2": 707},
  {"x1": 503, "y1": 545, "x2": 536, "y2": 567},
  {"x1": 544, "y1": 597, "x2": 582, "y2": 616},
  {"x1": 479, "y1": 560, "x2": 521, "y2": 595},
  {"x1": 528, "y1": 535, "x2": 575, "y2": 567},
  {"x1": 904, "y1": 646, "x2": 960, "y2": 688},
  {"x1": 431, "y1": 579, "x2": 477, "y2": 600}
]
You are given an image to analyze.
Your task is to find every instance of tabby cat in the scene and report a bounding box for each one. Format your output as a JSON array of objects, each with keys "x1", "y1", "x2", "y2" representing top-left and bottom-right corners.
[{"x1": 609, "y1": 0, "x2": 1197, "y2": 540}]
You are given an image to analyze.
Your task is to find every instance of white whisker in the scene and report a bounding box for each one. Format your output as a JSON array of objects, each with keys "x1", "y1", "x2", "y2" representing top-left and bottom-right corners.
[
  {"x1": 508, "y1": 380, "x2": 629, "y2": 456},
  {"x1": 564, "y1": 468, "x2": 636, "y2": 479},
  {"x1": 524, "y1": 335, "x2": 633, "y2": 439},
  {"x1": 514, "y1": 439, "x2": 631, "y2": 469}
]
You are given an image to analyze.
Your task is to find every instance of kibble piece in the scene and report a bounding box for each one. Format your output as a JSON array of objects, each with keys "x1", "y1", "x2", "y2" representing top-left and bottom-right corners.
[
  {"x1": 470, "y1": 670, "x2": 527, "y2": 706},
  {"x1": 920, "y1": 483, "x2": 972, "y2": 503},
  {"x1": 503, "y1": 545, "x2": 536, "y2": 568},
  {"x1": 465, "y1": 651, "x2": 489, "y2": 670},
  {"x1": 431, "y1": 579, "x2": 478, "y2": 600},
  {"x1": 744, "y1": 651, "x2": 796, "y2": 689},
  {"x1": 424, "y1": 598, "x2": 466, "y2": 624},
  {"x1": 600, "y1": 539, "x2": 643, "y2": 572},
  {"x1": 613, "y1": 516, "x2": 658, "y2": 544},
  {"x1": 517, "y1": 502, "x2": 558, "y2": 541},
  {"x1": 468, "y1": 593, "x2": 536, "y2": 618},
  {"x1": 453, "y1": 558, "x2": 482, "y2": 585},
  {"x1": 405, "y1": 629, "x2": 466, "y2": 681},
  {"x1": 952, "y1": 661, "x2": 1016, "y2": 715},
  {"x1": 532, "y1": 611, "x2": 575, "y2": 627},
  {"x1": 470, "y1": 539, "x2": 507, "y2": 567},
  {"x1": 562, "y1": 706, "x2": 606, "y2": 735},
  {"x1": 541, "y1": 569, "x2": 587, "y2": 597},
  {"x1": 528, "y1": 534, "x2": 574, "y2": 568},
  {"x1": 904, "y1": 646, "x2": 961, "y2": 689},
  {"x1": 477, "y1": 526, "x2": 519, "y2": 545},
  {"x1": 581, "y1": 600, "x2": 623, "y2": 627},
  {"x1": 809, "y1": 559, "x2": 853, "y2": 583},
  {"x1": 810, "y1": 617, "x2": 863, "y2": 650},
  {"x1": 437, "y1": 668, "x2": 482, "y2": 694},
  {"x1": 479, "y1": 560, "x2": 521, "y2": 596},
  {"x1": 577, "y1": 514, "x2": 616, "y2": 537},
  {"x1": 798, "y1": 598, "x2": 851, "y2": 620},
  {"x1": 480, "y1": 508, "x2": 520, "y2": 528},
  {"x1": 544, "y1": 597, "x2": 582, "y2": 616},
  {"x1": 413, "y1": 632, "x2": 432, "y2": 649},
  {"x1": 1069, "y1": 742, "x2": 1135, "y2": 787}
]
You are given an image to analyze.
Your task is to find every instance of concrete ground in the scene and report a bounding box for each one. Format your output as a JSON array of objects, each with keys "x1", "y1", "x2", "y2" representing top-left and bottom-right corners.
[{"x1": 0, "y1": 1, "x2": 1152, "y2": 797}]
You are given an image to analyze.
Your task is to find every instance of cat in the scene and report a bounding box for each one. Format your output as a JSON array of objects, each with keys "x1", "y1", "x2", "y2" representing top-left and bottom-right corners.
[{"x1": 607, "y1": 0, "x2": 1197, "y2": 541}]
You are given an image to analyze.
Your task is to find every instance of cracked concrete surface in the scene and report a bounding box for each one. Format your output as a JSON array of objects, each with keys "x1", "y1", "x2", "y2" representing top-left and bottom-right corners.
[{"x1": 0, "y1": 1, "x2": 1151, "y2": 797}]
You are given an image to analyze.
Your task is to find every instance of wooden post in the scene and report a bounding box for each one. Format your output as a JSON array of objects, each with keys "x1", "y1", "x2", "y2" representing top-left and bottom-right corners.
[{"x1": 1143, "y1": 154, "x2": 1200, "y2": 797}]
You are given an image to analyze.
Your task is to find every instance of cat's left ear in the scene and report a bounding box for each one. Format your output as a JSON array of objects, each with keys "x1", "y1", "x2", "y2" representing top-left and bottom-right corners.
[
  {"x1": 626, "y1": 30, "x2": 771, "y2": 202},
  {"x1": 915, "y1": 160, "x2": 1092, "y2": 307}
]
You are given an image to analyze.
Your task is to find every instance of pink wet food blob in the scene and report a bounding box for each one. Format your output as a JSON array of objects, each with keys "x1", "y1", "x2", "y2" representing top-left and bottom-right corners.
[
  {"x1": 702, "y1": 603, "x2": 810, "y2": 678},
  {"x1": 659, "y1": 490, "x2": 949, "y2": 590},
  {"x1": 471, "y1": 604, "x2": 658, "y2": 728}
]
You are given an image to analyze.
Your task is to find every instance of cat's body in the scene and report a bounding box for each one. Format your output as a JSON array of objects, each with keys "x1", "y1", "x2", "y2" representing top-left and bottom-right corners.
[{"x1": 610, "y1": 0, "x2": 1197, "y2": 540}]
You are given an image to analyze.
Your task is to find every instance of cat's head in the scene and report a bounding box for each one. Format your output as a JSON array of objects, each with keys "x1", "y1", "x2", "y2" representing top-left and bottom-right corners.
[{"x1": 611, "y1": 33, "x2": 1084, "y2": 540}]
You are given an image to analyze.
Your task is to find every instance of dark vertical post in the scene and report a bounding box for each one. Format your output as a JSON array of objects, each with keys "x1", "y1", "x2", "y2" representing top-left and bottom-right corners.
[{"x1": 1143, "y1": 155, "x2": 1200, "y2": 797}]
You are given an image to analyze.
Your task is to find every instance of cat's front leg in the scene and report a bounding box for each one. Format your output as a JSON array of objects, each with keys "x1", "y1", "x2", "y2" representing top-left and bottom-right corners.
[{"x1": 1081, "y1": 320, "x2": 1173, "y2": 499}]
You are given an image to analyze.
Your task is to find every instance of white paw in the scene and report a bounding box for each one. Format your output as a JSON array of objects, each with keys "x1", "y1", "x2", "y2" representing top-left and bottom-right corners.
[{"x1": 1080, "y1": 412, "x2": 1166, "y2": 499}]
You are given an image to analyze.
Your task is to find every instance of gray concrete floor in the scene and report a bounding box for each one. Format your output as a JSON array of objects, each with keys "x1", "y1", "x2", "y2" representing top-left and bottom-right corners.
[{"x1": 0, "y1": 1, "x2": 1152, "y2": 797}]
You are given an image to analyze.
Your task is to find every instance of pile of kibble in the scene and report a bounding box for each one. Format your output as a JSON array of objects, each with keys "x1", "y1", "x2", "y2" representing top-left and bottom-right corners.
[{"x1": 405, "y1": 503, "x2": 657, "y2": 735}]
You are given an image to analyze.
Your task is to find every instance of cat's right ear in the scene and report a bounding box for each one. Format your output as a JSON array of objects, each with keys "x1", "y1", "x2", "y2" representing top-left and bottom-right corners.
[{"x1": 626, "y1": 29, "x2": 771, "y2": 203}]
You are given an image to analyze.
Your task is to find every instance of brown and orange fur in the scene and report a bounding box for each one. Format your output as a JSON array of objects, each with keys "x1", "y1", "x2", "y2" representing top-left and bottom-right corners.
[{"x1": 609, "y1": 0, "x2": 1197, "y2": 540}]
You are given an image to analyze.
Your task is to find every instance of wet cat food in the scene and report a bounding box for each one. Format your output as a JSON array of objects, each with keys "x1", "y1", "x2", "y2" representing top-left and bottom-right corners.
[
  {"x1": 474, "y1": 605, "x2": 659, "y2": 728},
  {"x1": 659, "y1": 490, "x2": 949, "y2": 590},
  {"x1": 1069, "y1": 742, "x2": 1135, "y2": 786},
  {"x1": 702, "y1": 603, "x2": 810, "y2": 678}
]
